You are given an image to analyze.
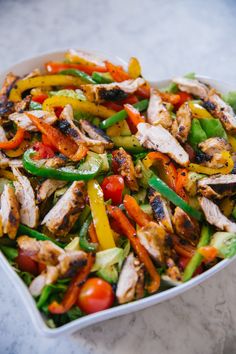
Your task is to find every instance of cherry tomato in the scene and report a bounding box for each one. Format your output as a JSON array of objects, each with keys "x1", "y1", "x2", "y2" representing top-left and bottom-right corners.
[
  {"x1": 16, "y1": 248, "x2": 38, "y2": 276},
  {"x1": 31, "y1": 94, "x2": 48, "y2": 104},
  {"x1": 77, "y1": 278, "x2": 114, "y2": 314},
  {"x1": 33, "y1": 142, "x2": 55, "y2": 159},
  {"x1": 174, "y1": 92, "x2": 192, "y2": 109},
  {"x1": 101, "y1": 175, "x2": 124, "y2": 204}
]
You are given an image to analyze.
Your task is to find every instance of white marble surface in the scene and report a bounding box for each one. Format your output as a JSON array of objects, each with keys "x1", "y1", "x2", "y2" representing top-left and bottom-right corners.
[{"x1": 0, "y1": 0, "x2": 236, "y2": 353}]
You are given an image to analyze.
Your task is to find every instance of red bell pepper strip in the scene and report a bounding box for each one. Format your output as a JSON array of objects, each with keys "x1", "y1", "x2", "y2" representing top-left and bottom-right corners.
[
  {"x1": 175, "y1": 168, "x2": 188, "y2": 201},
  {"x1": 105, "y1": 61, "x2": 130, "y2": 82},
  {"x1": 174, "y1": 92, "x2": 192, "y2": 110},
  {"x1": 32, "y1": 94, "x2": 49, "y2": 104},
  {"x1": 48, "y1": 253, "x2": 95, "y2": 314},
  {"x1": 120, "y1": 95, "x2": 139, "y2": 105},
  {"x1": 124, "y1": 103, "x2": 145, "y2": 134},
  {"x1": 88, "y1": 222, "x2": 99, "y2": 243},
  {"x1": 144, "y1": 152, "x2": 177, "y2": 191},
  {"x1": 107, "y1": 205, "x2": 160, "y2": 293},
  {"x1": 123, "y1": 194, "x2": 151, "y2": 227},
  {"x1": 136, "y1": 84, "x2": 151, "y2": 98},
  {"x1": 45, "y1": 61, "x2": 107, "y2": 76},
  {"x1": 26, "y1": 113, "x2": 87, "y2": 161},
  {"x1": 102, "y1": 102, "x2": 123, "y2": 112},
  {"x1": 0, "y1": 128, "x2": 25, "y2": 150}
]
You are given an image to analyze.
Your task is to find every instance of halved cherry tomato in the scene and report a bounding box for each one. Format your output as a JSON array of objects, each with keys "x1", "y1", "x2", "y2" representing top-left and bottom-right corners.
[
  {"x1": 16, "y1": 248, "x2": 39, "y2": 276},
  {"x1": 77, "y1": 277, "x2": 114, "y2": 314},
  {"x1": 33, "y1": 142, "x2": 55, "y2": 160},
  {"x1": 101, "y1": 175, "x2": 124, "y2": 205},
  {"x1": 174, "y1": 92, "x2": 192, "y2": 110},
  {"x1": 32, "y1": 94, "x2": 48, "y2": 104}
]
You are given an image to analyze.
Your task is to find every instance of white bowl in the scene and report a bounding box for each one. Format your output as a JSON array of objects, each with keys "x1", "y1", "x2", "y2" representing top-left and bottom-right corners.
[{"x1": 0, "y1": 50, "x2": 236, "y2": 337}]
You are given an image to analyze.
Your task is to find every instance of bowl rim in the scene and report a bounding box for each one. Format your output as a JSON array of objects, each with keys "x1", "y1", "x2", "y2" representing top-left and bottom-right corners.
[{"x1": 0, "y1": 50, "x2": 236, "y2": 337}]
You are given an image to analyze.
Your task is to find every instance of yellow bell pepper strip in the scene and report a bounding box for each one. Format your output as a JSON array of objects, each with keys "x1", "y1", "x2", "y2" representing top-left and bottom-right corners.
[
  {"x1": 5, "y1": 139, "x2": 30, "y2": 158},
  {"x1": 26, "y1": 113, "x2": 88, "y2": 161},
  {"x1": 188, "y1": 101, "x2": 213, "y2": 118},
  {"x1": 143, "y1": 152, "x2": 177, "y2": 191},
  {"x1": 128, "y1": 57, "x2": 142, "y2": 79},
  {"x1": 188, "y1": 151, "x2": 234, "y2": 175},
  {"x1": 228, "y1": 135, "x2": 236, "y2": 152},
  {"x1": 42, "y1": 96, "x2": 115, "y2": 119},
  {"x1": 0, "y1": 128, "x2": 25, "y2": 150},
  {"x1": 9, "y1": 75, "x2": 85, "y2": 102},
  {"x1": 87, "y1": 179, "x2": 116, "y2": 250},
  {"x1": 107, "y1": 205, "x2": 160, "y2": 293}
]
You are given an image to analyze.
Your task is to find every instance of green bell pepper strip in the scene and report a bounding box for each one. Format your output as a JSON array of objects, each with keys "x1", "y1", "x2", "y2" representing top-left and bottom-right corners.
[
  {"x1": 148, "y1": 176, "x2": 203, "y2": 221},
  {"x1": 100, "y1": 99, "x2": 149, "y2": 129},
  {"x1": 23, "y1": 149, "x2": 102, "y2": 181},
  {"x1": 188, "y1": 119, "x2": 207, "y2": 149},
  {"x1": 111, "y1": 135, "x2": 146, "y2": 153},
  {"x1": 71, "y1": 204, "x2": 91, "y2": 232},
  {"x1": 37, "y1": 283, "x2": 67, "y2": 309},
  {"x1": 18, "y1": 224, "x2": 65, "y2": 248},
  {"x1": 0, "y1": 245, "x2": 18, "y2": 261},
  {"x1": 183, "y1": 225, "x2": 211, "y2": 282},
  {"x1": 79, "y1": 214, "x2": 98, "y2": 252},
  {"x1": 92, "y1": 72, "x2": 113, "y2": 84},
  {"x1": 199, "y1": 118, "x2": 228, "y2": 140},
  {"x1": 59, "y1": 69, "x2": 96, "y2": 84}
]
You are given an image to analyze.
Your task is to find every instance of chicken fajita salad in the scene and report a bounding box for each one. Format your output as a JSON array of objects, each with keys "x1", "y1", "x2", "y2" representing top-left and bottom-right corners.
[{"x1": 1, "y1": 49, "x2": 236, "y2": 327}]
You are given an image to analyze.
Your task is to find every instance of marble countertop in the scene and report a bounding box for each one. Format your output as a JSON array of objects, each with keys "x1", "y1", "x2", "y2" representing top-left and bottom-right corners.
[{"x1": 1, "y1": 0, "x2": 236, "y2": 353}]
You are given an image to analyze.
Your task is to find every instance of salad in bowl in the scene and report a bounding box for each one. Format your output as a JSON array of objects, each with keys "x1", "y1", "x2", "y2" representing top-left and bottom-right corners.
[{"x1": 0, "y1": 49, "x2": 236, "y2": 330}]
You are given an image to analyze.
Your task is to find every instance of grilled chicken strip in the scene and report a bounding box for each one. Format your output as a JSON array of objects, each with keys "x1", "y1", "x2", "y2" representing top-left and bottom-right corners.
[
  {"x1": 137, "y1": 123, "x2": 189, "y2": 166},
  {"x1": 199, "y1": 197, "x2": 236, "y2": 232},
  {"x1": 116, "y1": 253, "x2": 144, "y2": 304},
  {"x1": 147, "y1": 89, "x2": 172, "y2": 129},
  {"x1": 41, "y1": 181, "x2": 85, "y2": 236},
  {"x1": 172, "y1": 77, "x2": 209, "y2": 99},
  {"x1": 12, "y1": 167, "x2": 39, "y2": 228},
  {"x1": 198, "y1": 137, "x2": 232, "y2": 169},
  {"x1": 17, "y1": 236, "x2": 87, "y2": 296},
  {"x1": 174, "y1": 102, "x2": 192, "y2": 143},
  {"x1": 0, "y1": 72, "x2": 19, "y2": 103},
  {"x1": 0, "y1": 151, "x2": 23, "y2": 169},
  {"x1": 81, "y1": 78, "x2": 145, "y2": 103},
  {"x1": 112, "y1": 147, "x2": 138, "y2": 191},
  {"x1": 0, "y1": 126, "x2": 7, "y2": 142},
  {"x1": 172, "y1": 207, "x2": 200, "y2": 245},
  {"x1": 9, "y1": 110, "x2": 57, "y2": 131},
  {"x1": 137, "y1": 221, "x2": 166, "y2": 263},
  {"x1": 203, "y1": 91, "x2": 236, "y2": 133},
  {"x1": 198, "y1": 174, "x2": 236, "y2": 199},
  {"x1": 0, "y1": 184, "x2": 20, "y2": 239},
  {"x1": 58, "y1": 105, "x2": 113, "y2": 153},
  {"x1": 149, "y1": 189, "x2": 173, "y2": 233},
  {"x1": 36, "y1": 179, "x2": 67, "y2": 203}
]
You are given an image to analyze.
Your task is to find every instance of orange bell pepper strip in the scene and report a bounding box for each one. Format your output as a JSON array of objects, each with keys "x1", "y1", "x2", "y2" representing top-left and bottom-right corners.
[
  {"x1": 107, "y1": 205, "x2": 160, "y2": 293},
  {"x1": 105, "y1": 61, "x2": 130, "y2": 82},
  {"x1": 136, "y1": 83, "x2": 151, "y2": 98},
  {"x1": 0, "y1": 128, "x2": 25, "y2": 150},
  {"x1": 123, "y1": 194, "x2": 151, "y2": 227},
  {"x1": 198, "y1": 246, "x2": 218, "y2": 263},
  {"x1": 124, "y1": 103, "x2": 145, "y2": 133},
  {"x1": 175, "y1": 92, "x2": 192, "y2": 110},
  {"x1": 159, "y1": 92, "x2": 180, "y2": 105},
  {"x1": 48, "y1": 253, "x2": 95, "y2": 314},
  {"x1": 88, "y1": 222, "x2": 99, "y2": 243},
  {"x1": 143, "y1": 152, "x2": 177, "y2": 191},
  {"x1": 172, "y1": 235, "x2": 195, "y2": 258},
  {"x1": 45, "y1": 61, "x2": 106, "y2": 76},
  {"x1": 26, "y1": 113, "x2": 87, "y2": 161},
  {"x1": 175, "y1": 168, "x2": 188, "y2": 201}
]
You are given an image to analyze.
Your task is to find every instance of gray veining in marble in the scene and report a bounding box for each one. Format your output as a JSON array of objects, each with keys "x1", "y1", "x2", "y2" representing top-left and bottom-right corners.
[{"x1": 1, "y1": 0, "x2": 236, "y2": 353}]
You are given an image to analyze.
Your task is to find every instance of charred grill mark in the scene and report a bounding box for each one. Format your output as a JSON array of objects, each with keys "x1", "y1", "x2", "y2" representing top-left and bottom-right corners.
[
  {"x1": 0, "y1": 100, "x2": 14, "y2": 115},
  {"x1": 150, "y1": 195, "x2": 165, "y2": 220},
  {"x1": 195, "y1": 151, "x2": 211, "y2": 164},
  {"x1": 80, "y1": 120, "x2": 112, "y2": 143},
  {"x1": 56, "y1": 119, "x2": 78, "y2": 138},
  {"x1": 99, "y1": 88, "x2": 128, "y2": 101},
  {"x1": 9, "y1": 210, "x2": 18, "y2": 226},
  {"x1": 210, "y1": 183, "x2": 236, "y2": 195},
  {"x1": 64, "y1": 258, "x2": 87, "y2": 278},
  {"x1": 203, "y1": 101, "x2": 216, "y2": 111}
]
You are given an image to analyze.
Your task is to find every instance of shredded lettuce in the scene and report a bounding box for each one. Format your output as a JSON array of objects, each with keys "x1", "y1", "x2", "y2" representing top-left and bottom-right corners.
[
  {"x1": 222, "y1": 91, "x2": 236, "y2": 112},
  {"x1": 50, "y1": 89, "x2": 86, "y2": 101}
]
